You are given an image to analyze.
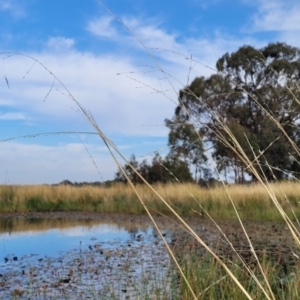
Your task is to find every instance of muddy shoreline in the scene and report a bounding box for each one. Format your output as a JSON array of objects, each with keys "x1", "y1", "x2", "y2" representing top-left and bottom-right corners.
[
  {"x1": 1, "y1": 211, "x2": 299, "y2": 272},
  {"x1": 0, "y1": 212, "x2": 177, "y2": 299}
]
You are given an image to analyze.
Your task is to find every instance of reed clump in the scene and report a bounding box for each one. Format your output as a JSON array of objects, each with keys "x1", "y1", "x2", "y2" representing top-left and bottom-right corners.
[
  {"x1": 179, "y1": 251, "x2": 300, "y2": 300},
  {"x1": 0, "y1": 181, "x2": 299, "y2": 221}
]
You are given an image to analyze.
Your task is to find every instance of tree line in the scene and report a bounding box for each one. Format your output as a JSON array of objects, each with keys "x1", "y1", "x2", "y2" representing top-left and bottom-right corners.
[{"x1": 117, "y1": 42, "x2": 300, "y2": 184}]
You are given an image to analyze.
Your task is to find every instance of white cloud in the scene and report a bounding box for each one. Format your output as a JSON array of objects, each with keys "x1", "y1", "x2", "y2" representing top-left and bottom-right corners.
[
  {"x1": 249, "y1": 0, "x2": 300, "y2": 32},
  {"x1": 88, "y1": 15, "x2": 184, "y2": 65},
  {"x1": 278, "y1": 30, "x2": 300, "y2": 48},
  {"x1": 0, "y1": 18, "x2": 267, "y2": 141},
  {"x1": 0, "y1": 50, "x2": 175, "y2": 137},
  {"x1": 86, "y1": 15, "x2": 266, "y2": 80},
  {"x1": 0, "y1": 141, "x2": 115, "y2": 184},
  {"x1": 0, "y1": 0, "x2": 26, "y2": 17},
  {"x1": 87, "y1": 16, "x2": 117, "y2": 38},
  {"x1": 0, "y1": 112, "x2": 26, "y2": 120},
  {"x1": 46, "y1": 37, "x2": 75, "y2": 52},
  {"x1": 123, "y1": 17, "x2": 177, "y2": 49}
]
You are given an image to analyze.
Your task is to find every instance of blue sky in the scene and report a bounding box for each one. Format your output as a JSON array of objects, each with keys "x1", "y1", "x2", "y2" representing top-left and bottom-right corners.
[{"x1": 0, "y1": 0, "x2": 299, "y2": 184}]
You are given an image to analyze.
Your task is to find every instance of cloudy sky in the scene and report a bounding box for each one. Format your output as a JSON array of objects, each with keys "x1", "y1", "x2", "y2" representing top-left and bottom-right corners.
[{"x1": 0, "y1": 0, "x2": 299, "y2": 184}]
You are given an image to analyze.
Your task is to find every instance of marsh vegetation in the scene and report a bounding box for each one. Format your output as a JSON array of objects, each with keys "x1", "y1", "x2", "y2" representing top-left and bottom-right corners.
[{"x1": 0, "y1": 182, "x2": 299, "y2": 221}]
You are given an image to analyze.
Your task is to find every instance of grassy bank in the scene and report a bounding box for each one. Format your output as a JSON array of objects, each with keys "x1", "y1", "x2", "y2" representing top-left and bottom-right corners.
[
  {"x1": 0, "y1": 182, "x2": 299, "y2": 221},
  {"x1": 178, "y1": 252, "x2": 300, "y2": 299}
]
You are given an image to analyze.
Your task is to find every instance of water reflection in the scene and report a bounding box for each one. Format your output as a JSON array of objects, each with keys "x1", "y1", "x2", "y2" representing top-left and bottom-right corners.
[
  {"x1": 0, "y1": 217, "x2": 176, "y2": 299},
  {"x1": 0, "y1": 223, "x2": 144, "y2": 259},
  {"x1": 0, "y1": 216, "x2": 151, "y2": 235}
]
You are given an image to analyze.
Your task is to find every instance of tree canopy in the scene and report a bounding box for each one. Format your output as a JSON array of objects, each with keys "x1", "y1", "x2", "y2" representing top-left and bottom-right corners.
[
  {"x1": 165, "y1": 118, "x2": 208, "y2": 182},
  {"x1": 115, "y1": 153, "x2": 193, "y2": 184},
  {"x1": 172, "y1": 42, "x2": 300, "y2": 182},
  {"x1": 114, "y1": 42, "x2": 300, "y2": 184}
]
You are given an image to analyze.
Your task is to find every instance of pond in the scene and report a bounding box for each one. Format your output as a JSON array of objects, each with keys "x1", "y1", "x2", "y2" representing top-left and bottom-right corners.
[{"x1": 0, "y1": 216, "x2": 177, "y2": 299}]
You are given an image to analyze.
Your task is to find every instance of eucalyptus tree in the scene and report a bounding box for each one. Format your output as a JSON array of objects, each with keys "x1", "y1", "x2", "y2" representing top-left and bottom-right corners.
[
  {"x1": 165, "y1": 118, "x2": 207, "y2": 182},
  {"x1": 172, "y1": 42, "x2": 300, "y2": 181},
  {"x1": 115, "y1": 153, "x2": 193, "y2": 184}
]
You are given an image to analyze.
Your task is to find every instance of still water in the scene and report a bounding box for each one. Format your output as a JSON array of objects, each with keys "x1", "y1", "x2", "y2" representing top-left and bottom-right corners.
[
  {"x1": 0, "y1": 217, "x2": 176, "y2": 299},
  {"x1": 1, "y1": 223, "x2": 145, "y2": 259}
]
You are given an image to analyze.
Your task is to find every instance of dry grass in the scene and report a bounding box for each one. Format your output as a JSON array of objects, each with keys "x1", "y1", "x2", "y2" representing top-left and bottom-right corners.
[{"x1": 0, "y1": 182, "x2": 299, "y2": 221}]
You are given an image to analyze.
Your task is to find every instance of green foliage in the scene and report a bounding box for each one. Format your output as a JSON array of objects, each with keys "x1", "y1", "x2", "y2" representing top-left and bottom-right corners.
[
  {"x1": 115, "y1": 153, "x2": 194, "y2": 184},
  {"x1": 26, "y1": 196, "x2": 53, "y2": 211},
  {"x1": 173, "y1": 42, "x2": 300, "y2": 182},
  {"x1": 165, "y1": 119, "x2": 208, "y2": 182},
  {"x1": 179, "y1": 252, "x2": 296, "y2": 300},
  {"x1": 0, "y1": 186, "x2": 16, "y2": 212}
]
